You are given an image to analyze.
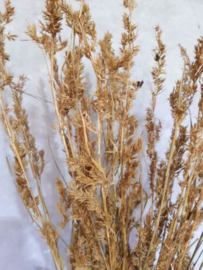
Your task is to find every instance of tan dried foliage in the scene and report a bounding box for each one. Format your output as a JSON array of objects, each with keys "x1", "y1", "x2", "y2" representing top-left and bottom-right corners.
[{"x1": 0, "y1": 0, "x2": 202, "y2": 270}]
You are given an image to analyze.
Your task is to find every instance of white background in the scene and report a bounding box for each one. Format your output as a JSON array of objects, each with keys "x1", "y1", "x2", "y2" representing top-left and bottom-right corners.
[{"x1": 0, "y1": 0, "x2": 203, "y2": 269}]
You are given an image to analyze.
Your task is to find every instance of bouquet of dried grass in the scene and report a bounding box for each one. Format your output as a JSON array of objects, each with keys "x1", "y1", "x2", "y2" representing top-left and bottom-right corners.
[{"x1": 0, "y1": 0, "x2": 203, "y2": 269}]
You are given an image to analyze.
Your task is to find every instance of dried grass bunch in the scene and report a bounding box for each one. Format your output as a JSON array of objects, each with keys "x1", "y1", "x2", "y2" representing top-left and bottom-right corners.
[{"x1": 0, "y1": 0, "x2": 203, "y2": 269}]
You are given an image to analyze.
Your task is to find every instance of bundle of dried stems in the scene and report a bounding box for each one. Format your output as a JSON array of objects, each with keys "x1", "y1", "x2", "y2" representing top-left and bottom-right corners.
[{"x1": 0, "y1": 0, "x2": 203, "y2": 269}]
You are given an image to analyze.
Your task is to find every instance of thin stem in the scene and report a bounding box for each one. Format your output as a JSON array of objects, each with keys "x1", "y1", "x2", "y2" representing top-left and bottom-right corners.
[
  {"x1": 89, "y1": 213, "x2": 110, "y2": 270},
  {"x1": 144, "y1": 58, "x2": 187, "y2": 270}
]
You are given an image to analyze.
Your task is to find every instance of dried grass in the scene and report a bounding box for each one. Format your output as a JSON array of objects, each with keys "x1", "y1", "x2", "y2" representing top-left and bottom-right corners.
[{"x1": 0, "y1": 1, "x2": 203, "y2": 269}]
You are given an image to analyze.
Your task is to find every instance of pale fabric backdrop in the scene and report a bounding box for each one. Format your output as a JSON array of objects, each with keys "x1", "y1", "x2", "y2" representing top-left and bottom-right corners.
[{"x1": 0, "y1": 0, "x2": 202, "y2": 269}]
